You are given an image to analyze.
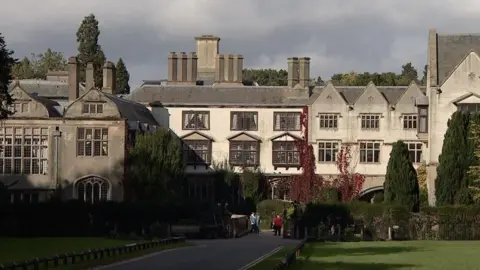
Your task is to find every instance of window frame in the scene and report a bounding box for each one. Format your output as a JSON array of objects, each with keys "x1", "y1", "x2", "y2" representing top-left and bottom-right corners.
[
  {"x1": 360, "y1": 114, "x2": 381, "y2": 130},
  {"x1": 359, "y1": 141, "x2": 381, "y2": 164},
  {"x1": 81, "y1": 102, "x2": 104, "y2": 114},
  {"x1": 272, "y1": 140, "x2": 300, "y2": 167},
  {"x1": 317, "y1": 141, "x2": 340, "y2": 163},
  {"x1": 230, "y1": 111, "x2": 259, "y2": 131},
  {"x1": 76, "y1": 127, "x2": 109, "y2": 157},
  {"x1": 403, "y1": 114, "x2": 418, "y2": 130},
  {"x1": 229, "y1": 140, "x2": 260, "y2": 166},
  {"x1": 319, "y1": 113, "x2": 339, "y2": 129},
  {"x1": 407, "y1": 142, "x2": 423, "y2": 164},
  {"x1": 273, "y1": 112, "x2": 302, "y2": 131},
  {"x1": 182, "y1": 111, "x2": 210, "y2": 130},
  {"x1": 183, "y1": 139, "x2": 212, "y2": 165}
]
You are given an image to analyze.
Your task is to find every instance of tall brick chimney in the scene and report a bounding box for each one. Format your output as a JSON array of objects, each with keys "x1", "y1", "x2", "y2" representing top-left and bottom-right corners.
[
  {"x1": 233, "y1": 54, "x2": 243, "y2": 83},
  {"x1": 68, "y1": 56, "x2": 80, "y2": 103},
  {"x1": 214, "y1": 55, "x2": 225, "y2": 83},
  {"x1": 85, "y1": 62, "x2": 95, "y2": 90},
  {"x1": 195, "y1": 35, "x2": 220, "y2": 81},
  {"x1": 428, "y1": 29, "x2": 438, "y2": 87},
  {"x1": 298, "y1": 57, "x2": 310, "y2": 88},
  {"x1": 187, "y1": 52, "x2": 198, "y2": 83},
  {"x1": 177, "y1": 52, "x2": 188, "y2": 82},
  {"x1": 214, "y1": 54, "x2": 243, "y2": 85},
  {"x1": 168, "y1": 52, "x2": 178, "y2": 82},
  {"x1": 167, "y1": 52, "x2": 197, "y2": 85},
  {"x1": 102, "y1": 61, "x2": 116, "y2": 94},
  {"x1": 288, "y1": 57, "x2": 299, "y2": 88}
]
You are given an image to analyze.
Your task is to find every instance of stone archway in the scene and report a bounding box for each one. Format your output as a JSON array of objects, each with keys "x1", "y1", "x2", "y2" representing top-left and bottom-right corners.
[
  {"x1": 358, "y1": 186, "x2": 384, "y2": 202},
  {"x1": 74, "y1": 175, "x2": 111, "y2": 203}
]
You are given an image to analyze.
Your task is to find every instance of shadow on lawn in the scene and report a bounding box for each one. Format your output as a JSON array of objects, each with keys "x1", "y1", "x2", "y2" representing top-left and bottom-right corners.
[
  {"x1": 293, "y1": 260, "x2": 416, "y2": 270},
  {"x1": 306, "y1": 244, "x2": 418, "y2": 258}
]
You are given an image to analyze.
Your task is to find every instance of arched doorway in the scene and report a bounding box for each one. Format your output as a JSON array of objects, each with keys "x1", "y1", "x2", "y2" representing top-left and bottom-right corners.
[
  {"x1": 74, "y1": 176, "x2": 111, "y2": 203},
  {"x1": 358, "y1": 186, "x2": 384, "y2": 203}
]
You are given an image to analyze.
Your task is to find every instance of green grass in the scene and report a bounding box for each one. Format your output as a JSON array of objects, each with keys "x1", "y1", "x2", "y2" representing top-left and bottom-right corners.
[
  {"x1": 249, "y1": 245, "x2": 295, "y2": 270},
  {"x1": 0, "y1": 237, "x2": 188, "y2": 269},
  {"x1": 291, "y1": 241, "x2": 480, "y2": 270}
]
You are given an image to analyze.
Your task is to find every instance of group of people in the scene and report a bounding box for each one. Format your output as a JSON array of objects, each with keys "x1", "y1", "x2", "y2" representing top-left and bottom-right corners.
[{"x1": 249, "y1": 212, "x2": 283, "y2": 236}]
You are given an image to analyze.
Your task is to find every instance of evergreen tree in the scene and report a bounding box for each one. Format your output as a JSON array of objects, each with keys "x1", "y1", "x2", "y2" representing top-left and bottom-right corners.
[
  {"x1": 384, "y1": 140, "x2": 420, "y2": 212},
  {"x1": 76, "y1": 14, "x2": 106, "y2": 88},
  {"x1": 116, "y1": 58, "x2": 130, "y2": 94},
  {"x1": 435, "y1": 111, "x2": 473, "y2": 206},
  {"x1": 0, "y1": 33, "x2": 16, "y2": 119}
]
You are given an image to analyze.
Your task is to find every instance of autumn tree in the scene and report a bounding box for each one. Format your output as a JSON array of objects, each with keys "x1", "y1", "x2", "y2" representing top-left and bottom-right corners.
[
  {"x1": 116, "y1": 58, "x2": 130, "y2": 94},
  {"x1": 0, "y1": 33, "x2": 16, "y2": 119},
  {"x1": 127, "y1": 128, "x2": 185, "y2": 203},
  {"x1": 416, "y1": 162, "x2": 429, "y2": 206},
  {"x1": 384, "y1": 140, "x2": 420, "y2": 212},
  {"x1": 436, "y1": 111, "x2": 473, "y2": 206},
  {"x1": 11, "y1": 57, "x2": 34, "y2": 79},
  {"x1": 76, "y1": 14, "x2": 106, "y2": 88}
]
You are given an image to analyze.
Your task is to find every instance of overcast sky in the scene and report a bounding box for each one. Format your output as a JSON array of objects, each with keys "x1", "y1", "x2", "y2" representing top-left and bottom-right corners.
[{"x1": 1, "y1": 0, "x2": 480, "y2": 89}]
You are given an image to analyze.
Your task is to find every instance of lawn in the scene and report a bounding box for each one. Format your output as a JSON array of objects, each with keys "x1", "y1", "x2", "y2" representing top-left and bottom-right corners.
[
  {"x1": 249, "y1": 245, "x2": 296, "y2": 270},
  {"x1": 0, "y1": 237, "x2": 188, "y2": 269},
  {"x1": 290, "y1": 241, "x2": 480, "y2": 270}
]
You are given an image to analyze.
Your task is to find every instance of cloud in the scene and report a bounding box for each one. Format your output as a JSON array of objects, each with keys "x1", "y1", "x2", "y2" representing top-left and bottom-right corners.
[{"x1": 1, "y1": 0, "x2": 480, "y2": 88}]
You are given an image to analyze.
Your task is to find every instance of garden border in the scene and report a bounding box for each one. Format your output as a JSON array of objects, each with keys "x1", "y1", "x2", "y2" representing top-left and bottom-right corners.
[{"x1": 272, "y1": 238, "x2": 307, "y2": 270}]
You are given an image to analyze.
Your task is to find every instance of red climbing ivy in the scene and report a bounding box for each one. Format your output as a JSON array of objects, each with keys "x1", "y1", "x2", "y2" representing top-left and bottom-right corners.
[{"x1": 289, "y1": 107, "x2": 365, "y2": 203}]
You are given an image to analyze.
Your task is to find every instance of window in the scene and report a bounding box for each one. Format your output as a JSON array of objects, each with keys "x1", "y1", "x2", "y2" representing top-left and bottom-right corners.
[
  {"x1": 0, "y1": 127, "x2": 48, "y2": 175},
  {"x1": 318, "y1": 141, "x2": 339, "y2": 162},
  {"x1": 458, "y1": 103, "x2": 480, "y2": 113},
  {"x1": 9, "y1": 191, "x2": 39, "y2": 204},
  {"x1": 272, "y1": 141, "x2": 300, "y2": 166},
  {"x1": 361, "y1": 114, "x2": 380, "y2": 129},
  {"x1": 403, "y1": 115, "x2": 417, "y2": 129},
  {"x1": 183, "y1": 140, "x2": 211, "y2": 164},
  {"x1": 418, "y1": 106, "x2": 428, "y2": 133},
  {"x1": 274, "y1": 112, "x2": 301, "y2": 131},
  {"x1": 82, "y1": 103, "x2": 104, "y2": 114},
  {"x1": 319, "y1": 114, "x2": 338, "y2": 129},
  {"x1": 9, "y1": 102, "x2": 29, "y2": 113},
  {"x1": 182, "y1": 111, "x2": 210, "y2": 130},
  {"x1": 77, "y1": 128, "x2": 109, "y2": 157},
  {"x1": 229, "y1": 141, "x2": 259, "y2": 166},
  {"x1": 231, "y1": 112, "x2": 258, "y2": 131},
  {"x1": 359, "y1": 141, "x2": 381, "y2": 163},
  {"x1": 407, "y1": 142, "x2": 423, "y2": 163},
  {"x1": 75, "y1": 176, "x2": 110, "y2": 203}
]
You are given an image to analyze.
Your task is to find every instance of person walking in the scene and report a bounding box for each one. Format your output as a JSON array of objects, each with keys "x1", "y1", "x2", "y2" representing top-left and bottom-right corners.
[
  {"x1": 273, "y1": 215, "x2": 283, "y2": 236},
  {"x1": 250, "y1": 212, "x2": 257, "y2": 234}
]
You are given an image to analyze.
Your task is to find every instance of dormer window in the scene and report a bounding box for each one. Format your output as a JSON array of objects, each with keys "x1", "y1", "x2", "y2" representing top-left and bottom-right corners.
[
  {"x1": 9, "y1": 102, "x2": 28, "y2": 113},
  {"x1": 82, "y1": 102, "x2": 103, "y2": 114}
]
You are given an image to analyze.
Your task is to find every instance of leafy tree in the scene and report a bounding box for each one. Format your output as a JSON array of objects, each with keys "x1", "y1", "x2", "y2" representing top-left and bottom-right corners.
[
  {"x1": 468, "y1": 114, "x2": 480, "y2": 202},
  {"x1": 416, "y1": 162, "x2": 429, "y2": 206},
  {"x1": 0, "y1": 33, "x2": 16, "y2": 119},
  {"x1": 127, "y1": 128, "x2": 185, "y2": 203},
  {"x1": 384, "y1": 140, "x2": 420, "y2": 212},
  {"x1": 11, "y1": 57, "x2": 34, "y2": 79},
  {"x1": 421, "y1": 64, "x2": 428, "y2": 86},
  {"x1": 435, "y1": 111, "x2": 473, "y2": 206},
  {"x1": 116, "y1": 58, "x2": 130, "y2": 94},
  {"x1": 241, "y1": 169, "x2": 266, "y2": 204},
  {"x1": 398, "y1": 62, "x2": 418, "y2": 85},
  {"x1": 76, "y1": 14, "x2": 106, "y2": 88},
  {"x1": 242, "y1": 69, "x2": 288, "y2": 86},
  {"x1": 314, "y1": 76, "x2": 325, "y2": 86}
]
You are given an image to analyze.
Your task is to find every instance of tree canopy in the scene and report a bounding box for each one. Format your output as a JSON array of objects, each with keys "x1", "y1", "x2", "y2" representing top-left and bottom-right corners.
[
  {"x1": 76, "y1": 13, "x2": 106, "y2": 88},
  {"x1": 384, "y1": 140, "x2": 420, "y2": 212},
  {"x1": 127, "y1": 128, "x2": 185, "y2": 203},
  {"x1": 0, "y1": 33, "x2": 16, "y2": 119},
  {"x1": 11, "y1": 49, "x2": 67, "y2": 80},
  {"x1": 116, "y1": 58, "x2": 130, "y2": 94}
]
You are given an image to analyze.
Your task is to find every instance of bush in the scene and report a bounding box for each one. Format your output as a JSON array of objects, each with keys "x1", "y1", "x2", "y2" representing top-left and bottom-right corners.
[{"x1": 256, "y1": 199, "x2": 292, "y2": 229}]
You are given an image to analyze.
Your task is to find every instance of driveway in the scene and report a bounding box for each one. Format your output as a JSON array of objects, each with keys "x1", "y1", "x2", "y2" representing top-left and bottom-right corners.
[{"x1": 98, "y1": 233, "x2": 301, "y2": 270}]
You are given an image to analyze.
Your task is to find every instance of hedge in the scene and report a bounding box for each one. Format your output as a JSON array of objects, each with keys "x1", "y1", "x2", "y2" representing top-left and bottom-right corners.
[
  {"x1": 300, "y1": 202, "x2": 480, "y2": 241},
  {"x1": 0, "y1": 200, "x2": 212, "y2": 237}
]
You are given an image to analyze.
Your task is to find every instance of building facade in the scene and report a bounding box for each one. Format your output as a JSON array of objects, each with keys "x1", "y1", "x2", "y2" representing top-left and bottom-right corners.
[{"x1": 5, "y1": 30, "x2": 477, "y2": 204}]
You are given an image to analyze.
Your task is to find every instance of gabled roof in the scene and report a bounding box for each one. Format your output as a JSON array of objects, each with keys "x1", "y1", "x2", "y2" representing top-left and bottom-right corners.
[
  {"x1": 269, "y1": 132, "x2": 302, "y2": 141},
  {"x1": 103, "y1": 92, "x2": 158, "y2": 125},
  {"x1": 180, "y1": 131, "x2": 215, "y2": 141},
  {"x1": 352, "y1": 81, "x2": 389, "y2": 105},
  {"x1": 437, "y1": 34, "x2": 480, "y2": 86},
  {"x1": 451, "y1": 92, "x2": 480, "y2": 105},
  {"x1": 8, "y1": 80, "x2": 86, "y2": 99},
  {"x1": 226, "y1": 132, "x2": 262, "y2": 141},
  {"x1": 12, "y1": 81, "x2": 61, "y2": 117}
]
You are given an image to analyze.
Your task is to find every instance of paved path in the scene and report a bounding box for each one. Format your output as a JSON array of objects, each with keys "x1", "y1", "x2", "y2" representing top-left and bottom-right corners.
[{"x1": 98, "y1": 233, "x2": 301, "y2": 270}]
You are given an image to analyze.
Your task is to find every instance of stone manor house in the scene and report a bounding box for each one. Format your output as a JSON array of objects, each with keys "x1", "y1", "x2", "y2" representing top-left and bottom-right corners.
[{"x1": 2, "y1": 29, "x2": 476, "y2": 205}]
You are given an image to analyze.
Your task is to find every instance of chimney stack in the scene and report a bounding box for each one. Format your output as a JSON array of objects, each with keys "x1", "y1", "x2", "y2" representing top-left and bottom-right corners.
[
  {"x1": 177, "y1": 52, "x2": 188, "y2": 82},
  {"x1": 233, "y1": 54, "x2": 243, "y2": 83},
  {"x1": 215, "y1": 54, "x2": 225, "y2": 83},
  {"x1": 288, "y1": 57, "x2": 299, "y2": 88},
  {"x1": 167, "y1": 52, "x2": 197, "y2": 85},
  {"x1": 428, "y1": 29, "x2": 438, "y2": 87},
  {"x1": 102, "y1": 61, "x2": 116, "y2": 94},
  {"x1": 298, "y1": 57, "x2": 310, "y2": 88},
  {"x1": 195, "y1": 35, "x2": 220, "y2": 81},
  {"x1": 187, "y1": 52, "x2": 198, "y2": 83},
  {"x1": 224, "y1": 54, "x2": 234, "y2": 82},
  {"x1": 86, "y1": 62, "x2": 95, "y2": 90},
  {"x1": 68, "y1": 56, "x2": 80, "y2": 103}
]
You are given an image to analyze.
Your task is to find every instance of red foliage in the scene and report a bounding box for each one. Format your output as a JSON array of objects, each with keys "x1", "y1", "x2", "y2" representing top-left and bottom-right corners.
[{"x1": 289, "y1": 107, "x2": 365, "y2": 203}]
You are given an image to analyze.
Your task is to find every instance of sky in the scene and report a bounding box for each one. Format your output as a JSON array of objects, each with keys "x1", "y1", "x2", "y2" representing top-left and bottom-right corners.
[{"x1": 1, "y1": 0, "x2": 480, "y2": 89}]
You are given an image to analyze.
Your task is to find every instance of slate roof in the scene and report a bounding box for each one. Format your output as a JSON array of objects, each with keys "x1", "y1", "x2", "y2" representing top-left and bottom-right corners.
[
  {"x1": 103, "y1": 92, "x2": 158, "y2": 125},
  {"x1": 127, "y1": 83, "x2": 425, "y2": 107},
  {"x1": 437, "y1": 34, "x2": 480, "y2": 85},
  {"x1": 8, "y1": 80, "x2": 86, "y2": 99}
]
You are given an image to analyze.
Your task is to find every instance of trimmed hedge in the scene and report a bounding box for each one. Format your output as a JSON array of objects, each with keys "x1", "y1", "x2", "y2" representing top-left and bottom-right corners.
[
  {"x1": 0, "y1": 200, "x2": 212, "y2": 237},
  {"x1": 300, "y1": 202, "x2": 480, "y2": 241}
]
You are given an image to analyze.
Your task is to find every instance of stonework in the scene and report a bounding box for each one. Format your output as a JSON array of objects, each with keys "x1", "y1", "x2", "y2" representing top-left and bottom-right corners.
[{"x1": 6, "y1": 30, "x2": 479, "y2": 204}]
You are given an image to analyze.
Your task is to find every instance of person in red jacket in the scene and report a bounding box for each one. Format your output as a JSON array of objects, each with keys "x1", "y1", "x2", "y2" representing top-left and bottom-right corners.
[{"x1": 273, "y1": 215, "x2": 283, "y2": 236}]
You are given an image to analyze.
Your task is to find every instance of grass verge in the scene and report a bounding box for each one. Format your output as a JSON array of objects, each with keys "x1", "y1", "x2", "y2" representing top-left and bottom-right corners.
[{"x1": 248, "y1": 245, "x2": 296, "y2": 270}]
